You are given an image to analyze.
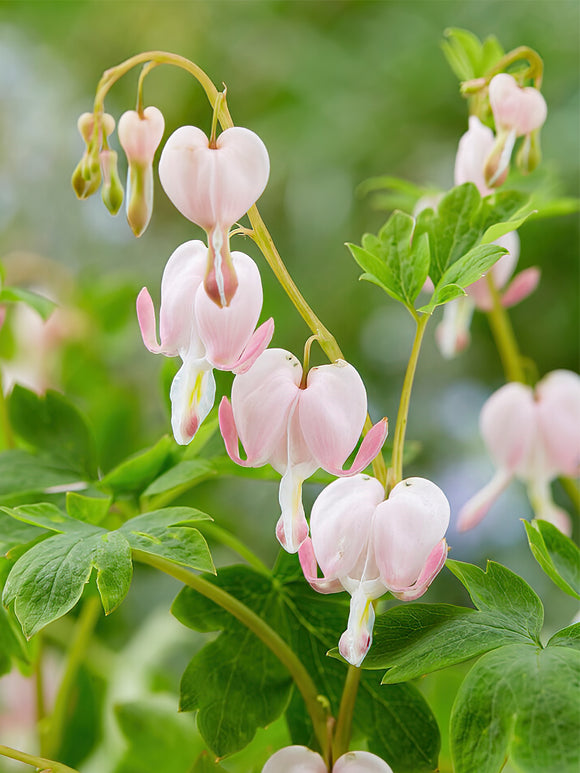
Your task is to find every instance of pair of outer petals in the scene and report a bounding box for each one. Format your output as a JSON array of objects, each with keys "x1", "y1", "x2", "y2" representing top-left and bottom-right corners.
[
  {"x1": 219, "y1": 348, "x2": 388, "y2": 553},
  {"x1": 458, "y1": 370, "x2": 580, "y2": 534},
  {"x1": 299, "y1": 475, "x2": 450, "y2": 666},
  {"x1": 262, "y1": 746, "x2": 393, "y2": 773},
  {"x1": 137, "y1": 240, "x2": 273, "y2": 444},
  {"x1": 159, "y1": 125, "x2": 270, "y2": 306}
]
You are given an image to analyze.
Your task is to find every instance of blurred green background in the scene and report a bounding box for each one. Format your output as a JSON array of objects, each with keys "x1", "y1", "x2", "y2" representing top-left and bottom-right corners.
[{"x1": 0, "y1": 1, "x2": 578, "y2": 771}]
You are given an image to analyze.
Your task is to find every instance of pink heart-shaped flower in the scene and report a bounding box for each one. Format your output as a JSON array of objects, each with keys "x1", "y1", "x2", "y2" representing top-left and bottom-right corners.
[{"x1": 489, "y1": 73, "x2": 547, "y2": 136}]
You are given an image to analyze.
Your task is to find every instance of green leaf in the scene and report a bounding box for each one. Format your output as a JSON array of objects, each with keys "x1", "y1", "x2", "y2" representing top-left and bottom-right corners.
[
  {"x1": 437, "y1": 243, "x2": 507, "y2": 290},
  {"x1": 524, "y1": 519, "x2": 580, "y2": 600},
  {"x1": 8, "y1": 386, "x2": 97, "y2": 479},
  {"x1": 358, "y1": 175, "x2": 438, "y2": 214},
  {"x1": 142, "y1": 459, "x2": 217, "y2": 497},
  {"x1": 441, "y1": 28, "x2": 479, "y2": 80},
  {"x1": 417, "y1": 284, "x2": 466, "y2": 314},
  {"x1": 95, "y1": 531, "x2": 132, "y2": 614},
  {"x1": 450, "y1": 644, "x2": 580, "y2": 773},
  {"x1": 99, "y1": 436, "x2": 174, "y2": 495},
  {"x1": 1, "y1": 502, "x2": 96, "y2": 534},
  {"x1": 348, "y1": 243, "x2": 406, "y2": 305},
  {"x1": 0, "y1": 449, "x2": 84, "y2": 504},
  {"x1": 191, "y1": 752, "x2": 228, "y2": 772},
  {"x1": 66, "y1": 492, "x2": 112, "y2": 526},
  {"x1": 0, "y1": 509, "x2": 45, "y2": 554},
  {"x1": 3, "y1": 531, "x2": 99, "y2": 637},
  {"x1": 172, "y1": 566, "x2": 293, "y2": 757},
  {"x1": 0, "y1": 286, "x2": 56, "y2": 321},
  {"x1": 446, "y1": 560, "x2": 544, "y2": 644},
  {"x1": 357, "y1": 603, "x2": 530, "y2": 683},
  {"x1": 0, "y1": 559, "x2": 32, "y2": 675},
  {"x1": 480, "y1": 34, "x2": 504, "y2": 73},
  {"x1": 548, "y1": 623, "x2": 580, "y2": 650},
  {"x1": 480, "y1": 190, "x2": 530, "y2": 231}
]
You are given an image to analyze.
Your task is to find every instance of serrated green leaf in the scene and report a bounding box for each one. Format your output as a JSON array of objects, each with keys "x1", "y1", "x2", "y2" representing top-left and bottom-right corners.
[
  {"x1": 121, "y1": 507, "x2": 212, "y2": 533},
  {"x1": 8, "y1": 387, "x2": 98, "y2": 479},
  {"x1": 142, "y1": 459, "x2": 217, "y2": 497},
  {"x1": 548, "y1": 623, "x2": 580, "y2": 650},
  {"x1": 450, "y1": 644, "x2": 580, "y2": 773},
  {"x1": 1, "y1": 502, "x2": 95, "y2": 534},
  {"x1": 66, "y1": 492, "x2": 112, "y2": 526},
  {"x1": 446, "y1": 560, "x2": 544, "y2": 644},
  {"x1": 355, "y1": 603, "x2": 529, "y2": 683},
  {"x1": 481, "y1": 209, "x2": 534, "y2": 244},
  {"x1": 348, "y1": 243, "x2": 405, "y2": 303},
  {"x1": 95, "y1": 531, "x2": 132, "y2": 615},
  {"x1": 438, "y1": 243, "x2": 507, "y2": 289},
  {"x1": 523, "y1": 519, "x2": 580, "y2": 600},
  {"x1": 99, "y1": 435, "x2": 174, "y2": 495},
  {"x1": 0, "y1": 286, "x2": 57, "y2": 321}
]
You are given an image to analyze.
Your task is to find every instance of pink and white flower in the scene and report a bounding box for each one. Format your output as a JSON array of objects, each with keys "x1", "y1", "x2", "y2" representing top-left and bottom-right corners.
[
  {"x1": 159, "y1": 125, "x2": 269, "y2": 307},
  {"x1": 299, "y1": 475, "x2": 450, "y2": 666},
  {"x1": 219, "y1": 349, "x2": 388, "y2": 553},
  {"x1": 137, "y1": 240, "x2": 273, "y2": 444},
  {"x1": 458, "y1": 370, "x2": 580, "y2": 535},
  {"x1": 262, "y1": 746, "x2": 394, "y2": 772}
]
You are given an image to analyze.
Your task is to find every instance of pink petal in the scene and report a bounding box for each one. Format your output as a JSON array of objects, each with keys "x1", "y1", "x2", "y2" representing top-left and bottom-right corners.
[
  {"x1": 338, "y1": 586, "x2": 376, "y2": 667},
  {"x1": 298, "y1": 538, "x2": 344, "y2": 594},
  {"x1": 310, "y1": 474, "x2": 384, "y2": 580},
  {"x1": 457, "y1": 468, "x2": 513, "y2": 531},
  {"x1": 535, "y1": 370, "x2": 580, "y2": 477},
  {"x1": 195, "y1": 251, "x2": 264, "y2": 369},
  {"x1": 374, "y1": 477, "x2": 450, "y2": 591},
  {"x1": 136, "y1": 287, "x2": 163, "y2": 353},
  {"x1": 218, "y1": 396, "x2": 256, "y2": 467},
  {"x1": 261, "y1": 746, "x2": 326, "y2": 773},
  {"x1": 489, "y1": 74, "x2": 547, "y2": 136},
  {"x1": 170, "y1": 357, "x2": 216, "y2": 445},
  {"x1": 501, "y1": 267, "x2": 541, "y2": 308},
  {"x1": 118, "y1": 106, "x2": 165, "y2": 164},
  {"x1": 298, "y1": 360, "x2": 369, "y2": 473},
  {"x1": 391, "y1": 539, "x2": 448, "y2": 600},
  {"x1": 480, "y1": 382, "x2": 536, "y2": 473},
  {"x1": 231, "y1": 318, "x2": 275, "y2": 374},
  {"x1": 454, "y1": 115, "x2": 495, "y2": 197},
  {"x1": 334, "y1": 751, "x2": 394, "y2": 773},
  {"x1": 159, "y1": 125, "x2": 269, "y2": 229}
]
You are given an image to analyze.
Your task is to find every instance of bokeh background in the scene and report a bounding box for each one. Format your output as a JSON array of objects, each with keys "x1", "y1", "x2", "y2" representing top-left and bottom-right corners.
[{"x1": 0, "y1": 1, "x2": 578, "y2": 771}]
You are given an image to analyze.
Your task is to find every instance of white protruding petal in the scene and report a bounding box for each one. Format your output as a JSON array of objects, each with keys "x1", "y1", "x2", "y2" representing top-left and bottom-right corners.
[
  {"x1": 262, "y1": 746, "x2": 326, "y2": 773},
  {"x1": 454, "y1": 115, "x2": 495, "y2": 196},
  {"x1": 374, "y1": 478, "x2": 450, "y2": 592},
  {"x1": 339, "y1": 585, "x2": 376, "y2": 667},
  {"x1": 435, "y1": 297, "x2": 474, "y2": 359},
  {"x1": 334, "y1": 750, "x2": 394, "y2": 773},
  {"x1": 170, "y1": 357, "x2": 216, "y2": 445}
]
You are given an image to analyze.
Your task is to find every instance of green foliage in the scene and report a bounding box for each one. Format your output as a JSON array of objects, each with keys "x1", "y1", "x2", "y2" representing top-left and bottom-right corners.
[
  {"x1": 98, "y1": 435, "x2": 175, "y2": 496},
  {"x1": 524, "y1": 519, "x2": 580, "y2": 600},
  {"x1": 0, "y1": 559, "x2": 32, "y2": 676},
  {"x1": 1, "y1": 502, "x2": 214, "y2": 636},
  {"x1": 0, "y1": 286, "x2": 57, "y2": 321},
  {"x1": 441, "y1": 28, "x2": 504, "y2": 81},
  {"x1": 0, "y1": 449, "x2": 84, "y2": 506},
  {"x1": 450, "y1": 643, "x2": 580, "y2": 773},
  {"x1": 173, "y1": 554, "x2": 440, "y2": 771},
  {"x1": 8, "y1": 386, "x2": 97, "y2": 479}
]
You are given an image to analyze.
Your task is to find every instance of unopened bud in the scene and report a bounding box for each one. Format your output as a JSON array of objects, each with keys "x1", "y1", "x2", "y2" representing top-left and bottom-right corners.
[
  {"x1": 100, "y1": 150, "x2": 124, "y2": 215},
  {"x1": 72, "y1": 111, "x2": 115, "y2": 200},
  {"x1": 125, "y1": 162, "x2": 153, "y2": 237},
  {"x1": 483, "y1": 128, "x2": 515, "y2": 188},
  {"x1": 516, "y1": 129, "x2": 542, "y2": 175},
  {"x1": 204, "y1": 226, "x2": 239, "y2": 307}
]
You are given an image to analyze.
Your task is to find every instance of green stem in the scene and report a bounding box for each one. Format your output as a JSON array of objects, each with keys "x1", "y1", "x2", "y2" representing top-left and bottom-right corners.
[
  {"x1": 0, "y1": 744, "x2": 79, "y2": 773},
  {"x1": 486, "y1": 45, "x2": 544, "y2": 88},
  {"x1": 332, "y1": 664, "x2": 362, "y2": 761},
  {"x1": 485, "y1": 273, "x2": 525, "y2": 383},
  {"x1": 198, "y1": 521, "x2": 270, "y2": 575},
  {"x1": 0, "y1": 368, "x2": 15, "y2": 450},
  {"x1": 44, "y1": 596, "x2": 101, "y2": 759},
  {"x1": 132, "y1": 549, "x2": 331, "y2": 764},
  {"x1": 389, "y1": 314, "x2": 429, "y2": 489}
]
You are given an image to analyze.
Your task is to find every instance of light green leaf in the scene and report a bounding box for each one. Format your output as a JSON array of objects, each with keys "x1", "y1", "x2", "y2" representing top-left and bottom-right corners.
[
  {"x1": 355, "y1": 603, "x2": 529, "y2": 683},
  {"x1": 446, "y1": 560, "x2": 544, "y2": 644},
  {"x1": 0, "y1": 502, "x2": 95, "y2": 534},
  {"x1": 99, "y1": 435, "x2": 174, "y2": 495},
  {"x1": 0, "y1": 287, "x2": 56, "y2": 321},
  {"x1": 191, "y1": 752, "x2": 228, "y2": 772},
  {"x1": 480, "y1": 35, "x2": 504, "y2": 73},
  {"x1": 121, "y1": 507, "x2": 212, "y2": 533},
  {"x1": 481, "y1": 209, "x2": 534, "y2": 244},
  {"x1": 95, "y1": 531, "x2": 132, "y2": 615},
  {"x1": 142, "y1": 459, "x2": 217, "y2": 497},
  {"x1": 66, "y1": 492, "x2": 112, "y2": 526},
  {"x1": 0, "y1": 449, "x2": 84, "y2": 505},
  {"x1": 450, "y1": 644, "x2": 580, "y2": 773},
  {"x1": 0, "y1": 509, "x2": 45, "y2": 554},
  {"x1": 523, "y1": 519, "x2": 580, "y2": 600},
  {"x1": 548, "y1": 623, "x2": 580, "y2": 650},
  {"x1": 348, "y1": 243, "x2": 405, "y2": 304},
  {"x1": 418, "y1": 283, "x2": 466, "y2": 314},
  {"x1": 437, "y1": 243, "x2": 507, "y2": 289},
  {"x1": 0, "y1": 559, "x2": 32, "y2": 675}
]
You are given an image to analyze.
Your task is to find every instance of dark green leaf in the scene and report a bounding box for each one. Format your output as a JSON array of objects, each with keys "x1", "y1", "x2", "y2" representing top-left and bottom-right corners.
[
  {"x1": 8, "y1": 386, "x2": 97, "y2": 479},
  {"x1": 0, "y1": 286, "x2": 56, "y2": 321},
  {"x1": 128, "y1": 526, "x2": 214, "y2": 574},
  {"x1": 191, "y1": 752, "x2": 228, "y2": 772},
  {"x1": 0, "y1": 559, "x2": 32, "y2": 675},
  {"x1": 0, "y1": 449, "x2": 84, "y2": 504},
  {"x1": 357, "y1": 603, "x2": 529, "y2": 683},
  {"x1": 450, "y1": 644, "x2": 580, "y2": 773},
  {"x1": 95, "y1": 531, "x2": 132, "y2": 614},
  {"x1": 548, "y1": 623, "x2": 580, "y2": 650},
  {"x1": 348, "y1": 243, "x2": 406, "y2": 305},
  {"x1": 142, "y1": 459, "x2": 217, "y2": 497},
  {"x1": 524, "y1": 519, "x2": 580, "y2": 600},
  {"x1": 0, "y1": 509, "x2": 45, "y2": 554},
  {"x1": 446, "y1": 560, "x2": 544, "y2": 644},
  {"x1": 99, "y1": 436, "x2": 174, "y2": 495},
  {"x1": 66, "y1": 492, "x2": 112, "y2": 526}
]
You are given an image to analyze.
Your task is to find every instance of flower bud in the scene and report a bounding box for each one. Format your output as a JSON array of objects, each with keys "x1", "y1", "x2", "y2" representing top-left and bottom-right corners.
[
  {"x1": 72, "y1": 111, "x2": 115, "y2": 200},
  {"x1": 515, "y1": 128, "x2": 542, "y2": 175},
  {"x1": 99, "y1": 150, "x2": 124, "y2": 215}
]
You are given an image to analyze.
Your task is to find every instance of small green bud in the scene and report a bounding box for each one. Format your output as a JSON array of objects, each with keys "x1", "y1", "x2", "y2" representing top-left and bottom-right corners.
[
  {"x1": 100, "y1": 150, "x2": 124, "y2": 215},
  {"x1": 126, "y1": 162, "x2": 153, "y2": 237},
  {"x1": 516, "y1": 129, "x2": 542, "y2": 175}
]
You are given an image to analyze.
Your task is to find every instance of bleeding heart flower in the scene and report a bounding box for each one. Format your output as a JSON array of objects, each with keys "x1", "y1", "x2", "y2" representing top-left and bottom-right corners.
[
  {"x1": 458, "y1": 370, "x2": 580, "y2": 534},
  {"x1": 219, "y1": 349, "x2": 388, "y2": 553},
  {"x1": 159, "y1": 125, "x2": 270, "y2": 306},
  {"x1": 454, "y1": 116, "x2": 495, "y2": 197},
  {"x1": 137, "y1": 240, "x2": 273, "y2": 444},
  {"x1": 262, "y1": 746, "x2": 394, "y2": 772},
  {"x1": 299, "y1": 475, "x2": 450, "y2": 666},
  {"x1": 118, "y1": 106, "x2": 165, "y2": 236}
]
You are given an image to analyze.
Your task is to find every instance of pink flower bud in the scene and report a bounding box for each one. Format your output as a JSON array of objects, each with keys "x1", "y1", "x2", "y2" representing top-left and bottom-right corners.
[
  {"x1": 458, "y1": 371, "x2": 580, "y2": 533},
  {"x1": 159, "y1": 125, "x2": 270, "y2": 306},
  {"x1": 333, "y1": 751, "x2": 394, "y2": 772},
  {"x1": 137, "y1": 241, "x2": 272, "y2": 445},
  {"x1": 301, "y1": 474, "x2": 449, "y2": 666},
  {"x1": 219, "y1": 351, "x2": 387, "y2": 552},
  {"x1": 118, "y1": 106, "x2": 165, "y2": 237},
  {"x1": 72, "y1": 112, "x2": 116, "y2": 199},
  {"x1": 489, "y1": 74, "x2": 547, "y2": 137},
  {"x1": 454, "y1": 116, "x2": 495, "y2": 197}
]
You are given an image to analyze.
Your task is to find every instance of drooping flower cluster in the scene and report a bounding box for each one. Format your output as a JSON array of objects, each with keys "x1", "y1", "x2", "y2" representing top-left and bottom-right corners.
[
  {"x1": 459, "y1": 369, "x2": 580, "y2": 535},
  {"x1": 219, "y1": 348, "x2": 388, "y2": 552},
  {"x1": 262, "y1": 746, "x2": 394, "y2": 772},
  {"x1": 299, "y1": 475, "x2": 450, "y2": 666}
]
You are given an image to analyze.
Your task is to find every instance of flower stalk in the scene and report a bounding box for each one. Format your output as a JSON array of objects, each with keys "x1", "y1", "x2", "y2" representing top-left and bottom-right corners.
[
  {"x1": 485, "y1": 272, "x2": 526, "y2": 383},
  {"x1": 0, "y1": 744, "x2": 80, "y2": 773}
]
